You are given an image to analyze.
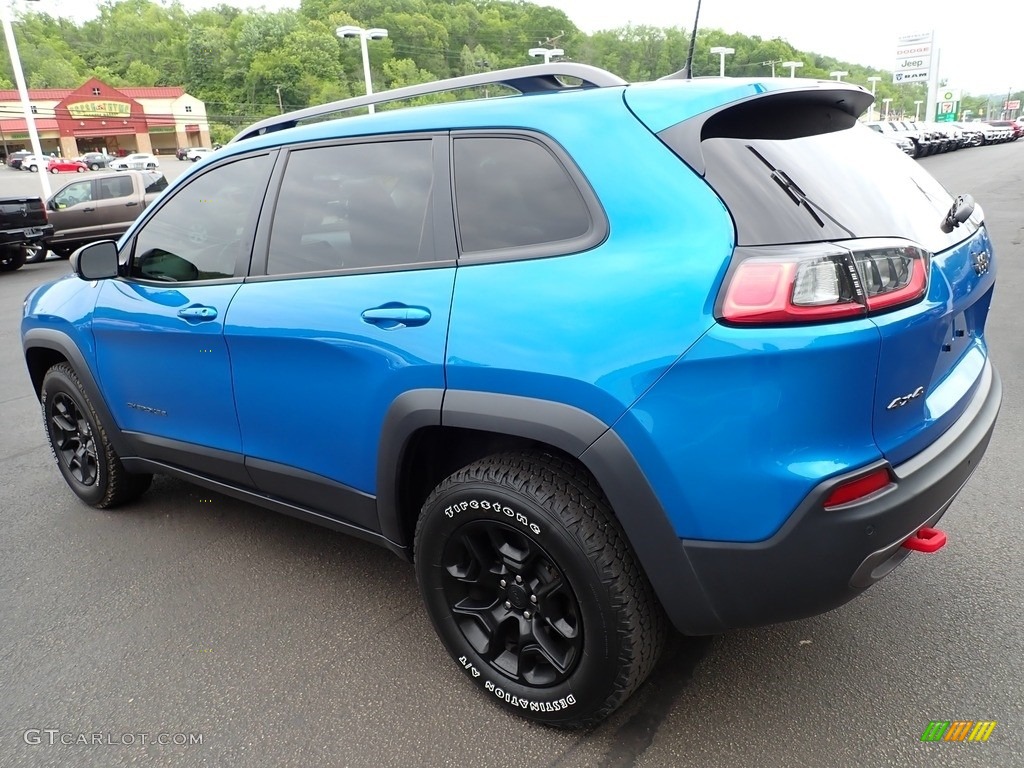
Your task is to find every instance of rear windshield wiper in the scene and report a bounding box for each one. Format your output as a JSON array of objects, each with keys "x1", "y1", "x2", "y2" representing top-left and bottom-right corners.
[{"x1": 746, "y1": 145, "x2": 854, "y2": 237}]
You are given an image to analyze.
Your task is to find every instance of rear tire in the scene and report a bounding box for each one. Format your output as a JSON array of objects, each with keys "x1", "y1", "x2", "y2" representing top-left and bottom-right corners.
[
  {"x1": 0, "y1": 245, "x2": 26, "y2": 272},
  {"x1": 22, "y1": 243, "x2": 48, "y2": 264},
  {"x1": 41, "y1": 363, "x2": 152, "y2": 508},
  {"x1": 415, "y1": 451, "x2": 666, "y2": 728}
]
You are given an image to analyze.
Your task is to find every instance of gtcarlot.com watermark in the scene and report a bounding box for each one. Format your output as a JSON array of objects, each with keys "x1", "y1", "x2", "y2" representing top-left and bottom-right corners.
[{"x1": 23, "y1": 729, "x2": 203, "y2": 747}]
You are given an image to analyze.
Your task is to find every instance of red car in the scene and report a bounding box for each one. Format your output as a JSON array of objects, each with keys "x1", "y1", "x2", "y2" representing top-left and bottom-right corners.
[{"x1": 46, "y1": 158, "x2": 88, "y2": 174}]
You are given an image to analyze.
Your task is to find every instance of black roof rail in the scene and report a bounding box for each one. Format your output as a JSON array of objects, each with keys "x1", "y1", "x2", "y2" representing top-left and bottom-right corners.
[{"x1": 228, "y1": 63, "x2": 627, "y2": 144}]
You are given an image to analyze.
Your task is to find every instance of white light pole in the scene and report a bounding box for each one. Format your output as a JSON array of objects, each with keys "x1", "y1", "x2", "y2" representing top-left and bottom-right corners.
[
  {"x1": 829, "y1": 70, "x2": 848, "y2": 81},
  {"x1": 2, "y1": 0, "x2": 50, "y2": 197},
  {"x1": 710, "y1": 46, "x2": 734, "y2": 77},
  {"x1": 867, "y1": 76, "x2": 882, "y2": 121},
  {"x1": 914, "y1": 100, "x2": 923, "y2": 121},
  {"x1": 336, "y1": 25, "x2": 388, "y2": 114},
  {"x1": 529, "y1": 47, "x2": 563, "y2": 64},
  {"x1": 782, "y1": 60, "x2": 803, "y2": 78},
  {"x1": 882, "y1": 98, "x2": 892, "y2": 120}
]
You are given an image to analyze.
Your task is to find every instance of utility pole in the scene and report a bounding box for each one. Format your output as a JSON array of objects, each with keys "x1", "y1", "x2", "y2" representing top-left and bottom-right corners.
[
  {"x1": 275, "y1": 86, "x2": 283, "y2": 114},
  {"x1": 761, "y1": 59, "x2": 781, "y2": 78}
]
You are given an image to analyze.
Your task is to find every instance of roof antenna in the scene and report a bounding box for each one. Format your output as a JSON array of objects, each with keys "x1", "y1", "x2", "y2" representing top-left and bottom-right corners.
[
  {"x1": 682, "y1": 0, "x2": 702, "y2": 79},
  {"x1": 661, "y1": 0, "x2": 702, "y2": 80}
]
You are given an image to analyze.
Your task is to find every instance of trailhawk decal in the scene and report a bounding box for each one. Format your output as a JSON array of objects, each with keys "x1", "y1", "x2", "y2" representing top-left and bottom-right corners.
[
  {"x1": 460, "y1": 655, "x2": 576, "y2": 711},
  {"x1": 444, "y1": 498, "x2": 541, "y2": 535}
]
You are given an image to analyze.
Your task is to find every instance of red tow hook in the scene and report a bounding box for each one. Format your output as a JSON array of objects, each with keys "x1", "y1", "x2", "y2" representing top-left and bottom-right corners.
[{"x1": 902, "y1": 527, "x2": 947, "y2": 554}]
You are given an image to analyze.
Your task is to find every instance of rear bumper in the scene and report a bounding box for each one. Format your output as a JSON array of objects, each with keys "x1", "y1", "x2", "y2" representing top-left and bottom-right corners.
[
  {"x1": 0, "y1": 224, "x2": 53, "y2": 245},
  {"x1": 680, "y1": 359, "x2": 1001, "y2": 631}
]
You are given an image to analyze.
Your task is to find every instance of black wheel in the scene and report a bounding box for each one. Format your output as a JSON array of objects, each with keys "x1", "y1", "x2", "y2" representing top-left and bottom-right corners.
[
  {"x1": 50, "y1": 167, "x2": 60, "y2": 174},
  {"x1": 76, "y1": 166, "x2": 86, "y2": 172},
  {"x1": 90, "y1": 163, "x2": 100, "y2": 170},
  {"x1": 22, "y1": 242, "x2": 48, "y2": 263},
  {"x1": 415, "y1": 451, "x2": 665, "y2": 728},
  {"x1": 0, "y1": 245, "x2": 26, "y2": 272},
  {"x1": 56, "y1": 249, "x2": 72, "y2": 260},
  {"x1": 41, "y1": 363, "x2": 152, "y2": 508},
  {"x1": 27, "y1": 164, "x2": 38, "y2": 173}
]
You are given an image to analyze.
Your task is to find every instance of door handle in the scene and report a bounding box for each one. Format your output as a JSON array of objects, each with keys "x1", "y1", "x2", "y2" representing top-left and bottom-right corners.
[
  {"x1": 360, "y1": 304, "x2": 431, "y2": 329},
  {"x1": 125, "y1": 201, "x2": 138, "y2": 207},
  {"x1": 83, "y1": 207, "x2": 95, "y2": 212},
  {"x1": 177, "y1": 305, "x2": 218, "y2": 321}
]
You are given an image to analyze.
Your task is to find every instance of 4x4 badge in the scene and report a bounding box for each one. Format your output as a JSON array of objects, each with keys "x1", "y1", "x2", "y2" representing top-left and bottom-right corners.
[
  {"x1": 887, "y1": 386, "x2": 925, "y2": 410},
  {"x1": 972, "y1": 249, "x2": 990, "y2": 276}
]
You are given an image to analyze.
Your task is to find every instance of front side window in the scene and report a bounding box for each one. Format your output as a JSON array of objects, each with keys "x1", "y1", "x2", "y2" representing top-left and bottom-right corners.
[
  {"x1": 266, "y1": 140, "x2": 435, "y2": 275},
  {"x1": 130, "y1": 154, "x2": 270, "y2": 282},
  {"x1": 453, "y1": 136, "x2": 593, "y2": 254},
  {"x1": 53, "y1": 181, "x2": 93, "y2": 209}
]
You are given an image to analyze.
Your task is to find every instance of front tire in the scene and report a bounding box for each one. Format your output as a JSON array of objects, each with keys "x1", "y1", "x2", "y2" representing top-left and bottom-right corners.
[
  {"x1": 415, "y1": 451, "x2": 665, "y2": 728},
  {"x1": 40, "y1": 363, "x2": 152, "y2": 508}
]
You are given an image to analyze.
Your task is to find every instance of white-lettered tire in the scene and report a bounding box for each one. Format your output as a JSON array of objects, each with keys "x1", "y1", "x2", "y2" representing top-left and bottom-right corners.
[
  {"x1": 414, "y1": 451, "x2": 665, "y2": 728},
  {"x1": 40, "y1": 363, "x2": 152, "y2": 508}
]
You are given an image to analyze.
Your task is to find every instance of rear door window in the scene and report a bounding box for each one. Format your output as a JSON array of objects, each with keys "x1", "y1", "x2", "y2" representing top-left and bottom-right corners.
[{"x1": 265, "y1": 139, "x2": 436, "y2": 276}]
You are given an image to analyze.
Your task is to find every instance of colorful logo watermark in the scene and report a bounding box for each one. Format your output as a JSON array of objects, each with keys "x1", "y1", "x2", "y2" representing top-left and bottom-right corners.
[{"x1": 921, "y1": 721, "x2": 996, "y2": 742}]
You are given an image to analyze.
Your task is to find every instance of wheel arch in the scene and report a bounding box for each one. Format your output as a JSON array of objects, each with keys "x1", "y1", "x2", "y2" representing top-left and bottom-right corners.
[
  {"x1": 23, "y1": 329, "x2": 133, "y2": 458},
  {"x1": 377, "y1": 389, "x2": 723, "y2": 634}
]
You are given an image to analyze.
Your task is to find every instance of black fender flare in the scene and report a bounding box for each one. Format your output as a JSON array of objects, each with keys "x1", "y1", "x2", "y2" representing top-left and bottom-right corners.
[
  {"x1": 376, "y1": 389, "x2": 723, "y2": 634},
  {"x1": 22, "y1": 327, "x2": 133, "y2": 459}
]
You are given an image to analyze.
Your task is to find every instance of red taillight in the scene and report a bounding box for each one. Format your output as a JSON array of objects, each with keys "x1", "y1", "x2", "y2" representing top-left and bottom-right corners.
[
  {"x1": 823, "y1": 467, "x2": 892, "y2": 508},
  {"x1": 720, "y1": 240, "x2": 930, "y2": 324}
]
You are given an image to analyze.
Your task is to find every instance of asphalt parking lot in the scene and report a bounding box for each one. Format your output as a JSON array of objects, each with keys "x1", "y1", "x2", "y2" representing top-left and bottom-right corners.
[{"x1": 0, "y1": 144, "x2": 1022, "y2": 767}]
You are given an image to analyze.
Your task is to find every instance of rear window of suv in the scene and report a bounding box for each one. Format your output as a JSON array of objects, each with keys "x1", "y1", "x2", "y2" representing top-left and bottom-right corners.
[{"x1": 660, "y1": 101, "x2": 975, "y2": 253}]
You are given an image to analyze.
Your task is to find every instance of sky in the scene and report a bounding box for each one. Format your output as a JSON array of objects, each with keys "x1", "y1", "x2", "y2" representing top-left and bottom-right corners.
[{"x1": 28, "y1": 0, "x2": 1024, "y2": 95}]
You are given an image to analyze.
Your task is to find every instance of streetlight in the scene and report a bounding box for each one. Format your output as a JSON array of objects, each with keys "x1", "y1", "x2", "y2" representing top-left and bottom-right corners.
[
  {"x1": 829, "y1": 70, "x2": 848, "y2": 81},
  {"x1": 914, "y1": 100, "x2": 923, "y2": 121},
  {"x1": 336, "y1": 25, "x2": 388, "y2": 114},
  {"x1": 882, "y1": 98, "x2": 892, "y2": 120},
  {"x1": 867, "y1": 76, "x2": 882, "y2": 120},
  {"x1": 1, "y1": 0, "x2": 50, "y2": 197},
  {"x1": 709, "y1": 46, "x2": 734, "y2": 77},
  {"x1": 528, "y1": 47, "x2": 563, "y2": 64},
  {"x1": 782, "y1": 60, "x2": 803, "y2": 78}
]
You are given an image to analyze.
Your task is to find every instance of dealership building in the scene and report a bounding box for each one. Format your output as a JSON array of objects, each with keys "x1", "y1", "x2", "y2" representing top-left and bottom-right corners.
[{"x1": 0, "y1": 77, "x2": 210, "y2": 157}]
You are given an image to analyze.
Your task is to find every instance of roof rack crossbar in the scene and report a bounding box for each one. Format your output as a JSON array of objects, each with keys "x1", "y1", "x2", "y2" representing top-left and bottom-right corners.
[{"x1": 229, "y1": 63, "x2": 626, "y2": 144}]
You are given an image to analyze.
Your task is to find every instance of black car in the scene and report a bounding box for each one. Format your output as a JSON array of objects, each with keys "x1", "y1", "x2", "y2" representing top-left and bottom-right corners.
[
  {"x1": 7, "y1": 150, "x2": 31, "y2": 169},
  {"x1": 79, "y1": 152, "x2": 113, "y2": 170}
]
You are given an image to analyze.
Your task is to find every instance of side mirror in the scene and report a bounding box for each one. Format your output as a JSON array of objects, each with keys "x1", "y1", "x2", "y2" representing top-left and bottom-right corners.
[{"x1": 70, "y1": 240, "x2": 119, "y2": 281}]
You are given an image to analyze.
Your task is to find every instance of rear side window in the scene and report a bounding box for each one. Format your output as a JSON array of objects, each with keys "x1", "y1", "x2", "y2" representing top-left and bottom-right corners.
[
  {"x1": 143, "y1": 173, "x2": 168, "y2": 194},
  {"x1": 453, "y1": 136, "x2": 595, "y2": 255},
  {"x1": 98, "y1": 176, "x2": 133, "y2": 200},
  {"x1": 266, "y1": 140, "x2": 435, "y2": 275}
]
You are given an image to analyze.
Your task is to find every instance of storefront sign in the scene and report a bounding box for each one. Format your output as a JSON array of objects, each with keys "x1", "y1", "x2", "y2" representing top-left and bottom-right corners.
[{"x1": 67, "y1": 101, "x2": 132, "y2": 118}]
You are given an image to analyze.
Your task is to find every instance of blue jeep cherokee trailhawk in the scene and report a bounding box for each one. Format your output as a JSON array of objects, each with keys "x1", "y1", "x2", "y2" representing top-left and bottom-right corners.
[{"x1": 21, "y1": 64, "x2": 1001, "y2": 727}]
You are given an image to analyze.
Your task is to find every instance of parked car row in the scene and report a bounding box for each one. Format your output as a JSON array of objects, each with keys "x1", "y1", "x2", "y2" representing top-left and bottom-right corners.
[{"x1": 867, "y1": 119, "x2": 1019, "y2": 157}]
